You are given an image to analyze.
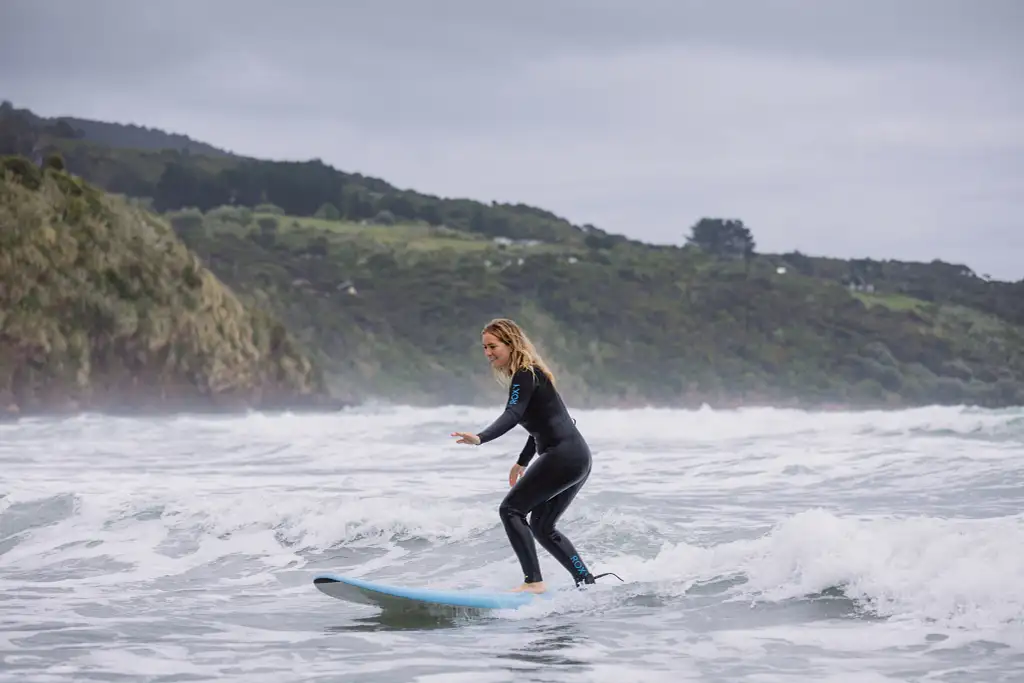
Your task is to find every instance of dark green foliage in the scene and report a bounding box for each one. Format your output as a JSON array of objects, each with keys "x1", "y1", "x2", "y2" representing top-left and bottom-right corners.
[
  {"x1": 43, "y1": 153, "x2": 66, "y2": 172},
  {"x1": 48, "y1": 112, "x2": 229, "y2": 156},
  {"x1": 687, "y1": 218, "x2": 756, "y2": 259},
  {"x1": 1, "y1": 155, "x2": 42, "y2": 190},
  {"x1": 314, "y1": 202, "x2": 340, "y2": 221}
]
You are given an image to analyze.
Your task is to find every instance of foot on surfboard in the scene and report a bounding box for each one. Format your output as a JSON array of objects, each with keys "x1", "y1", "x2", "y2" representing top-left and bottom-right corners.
[{"x1": 509, "y1": 581, "x2": 547, "y2": 594}]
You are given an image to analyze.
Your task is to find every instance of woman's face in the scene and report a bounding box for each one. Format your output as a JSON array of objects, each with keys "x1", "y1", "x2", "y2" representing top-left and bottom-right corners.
[{"x1": 481, "y1": 332, "x2": 511, "y2": 369}]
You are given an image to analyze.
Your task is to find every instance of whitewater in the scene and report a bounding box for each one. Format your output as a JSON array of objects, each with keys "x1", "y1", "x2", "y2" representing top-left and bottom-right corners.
[{"x1": 1, "y1": 404, "x2": 1023, "y2": 682}]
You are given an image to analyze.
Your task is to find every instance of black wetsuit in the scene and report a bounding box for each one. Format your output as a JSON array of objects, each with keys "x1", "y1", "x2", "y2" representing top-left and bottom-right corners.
[{"x1": 476, "y1": 365, "x2": 596, "y2": 586}]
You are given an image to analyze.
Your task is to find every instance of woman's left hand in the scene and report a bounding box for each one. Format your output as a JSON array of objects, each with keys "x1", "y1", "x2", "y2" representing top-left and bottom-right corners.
[{"x1": 451, "y1": 431, "x2": 481, "y2": 445}]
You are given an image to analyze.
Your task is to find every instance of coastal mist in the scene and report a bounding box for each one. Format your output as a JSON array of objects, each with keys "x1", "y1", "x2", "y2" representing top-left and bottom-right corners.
[{"x1": 2, "y1": 405, "x2": 1023, "y2": 682}]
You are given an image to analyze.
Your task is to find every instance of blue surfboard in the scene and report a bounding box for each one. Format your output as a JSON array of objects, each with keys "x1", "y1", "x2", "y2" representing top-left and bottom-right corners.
[{"x1": 312, "y1": 572, "x2": 543, "y2": 612}]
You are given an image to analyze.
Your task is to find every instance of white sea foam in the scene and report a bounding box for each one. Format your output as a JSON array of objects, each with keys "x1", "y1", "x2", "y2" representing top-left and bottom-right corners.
[{"x1": 1, "y1": 404, "x2": 1022, "y2": 682}]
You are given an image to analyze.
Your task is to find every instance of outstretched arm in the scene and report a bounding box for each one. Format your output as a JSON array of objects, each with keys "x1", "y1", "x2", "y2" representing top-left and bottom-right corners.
[{"x1": 477, "y1": 368, "x2": 536, "y2": 444}]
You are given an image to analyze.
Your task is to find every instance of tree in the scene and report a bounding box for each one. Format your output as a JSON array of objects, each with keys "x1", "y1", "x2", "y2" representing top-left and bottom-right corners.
[
  {"x1": 314, "y1": 202, "x2": 340, "y2": 221},
  {"x1": 167, "y1": 208, "x2": 205, "y2": 243},
  {"x1": 153, "y1": 161, "x2": 229, "y2": 212},
  {"x1": 43, "y1": 153, "x2": 66, "y2": 172},
  {"x1": 782, "y1": 251, "x2": 815, "y2": 276},
  {"x1": 686, "y1": 218, "x2": 756, "y2": 259}
]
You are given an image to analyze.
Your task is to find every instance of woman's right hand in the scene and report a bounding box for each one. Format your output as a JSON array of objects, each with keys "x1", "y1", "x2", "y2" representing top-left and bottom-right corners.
[
  {"x1": 509, "y1": 463, "x2": 525, "y2": 487},
  {"x1": 450, "y1": 431, "x2": 480, "y2": 445}
]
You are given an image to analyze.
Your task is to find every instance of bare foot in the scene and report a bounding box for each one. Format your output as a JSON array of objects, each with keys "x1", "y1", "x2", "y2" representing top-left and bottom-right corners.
[{"x1": 509, "y1": 581, "x2": 546, "y2": 594}]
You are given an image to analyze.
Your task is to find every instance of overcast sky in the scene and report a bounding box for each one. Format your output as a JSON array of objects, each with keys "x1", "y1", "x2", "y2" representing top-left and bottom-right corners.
[{"x1": 3, "y1": 0, "x2": 1022, "y2": 280}]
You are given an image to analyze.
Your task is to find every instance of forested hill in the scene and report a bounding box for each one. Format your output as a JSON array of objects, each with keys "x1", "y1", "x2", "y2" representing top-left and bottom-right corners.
[
  {"x1": 0, "y1": 101, "x2": 619, "y2": 247},
  {"x1": 1, "y1": 101, "x2": 1022, "y2": 411},
  {"x1": 0, "y1": 101, "x2": 231, "y2": 157}
]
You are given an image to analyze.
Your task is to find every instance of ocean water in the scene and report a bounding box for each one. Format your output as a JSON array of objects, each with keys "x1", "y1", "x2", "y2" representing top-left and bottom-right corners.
[{"x1": 2, "y1": 404, "x2": 1023, "y2": 682}]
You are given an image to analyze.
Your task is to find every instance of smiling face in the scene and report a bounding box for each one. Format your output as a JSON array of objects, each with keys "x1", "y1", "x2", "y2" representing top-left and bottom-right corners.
[{"x1": 482, "y1": 332, "x2": 511, "y2": 370}]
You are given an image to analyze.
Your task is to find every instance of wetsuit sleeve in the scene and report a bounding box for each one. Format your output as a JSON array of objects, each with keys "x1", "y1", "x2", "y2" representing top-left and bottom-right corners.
[
  {"x1": 516, "y1": 435, "x2": 537, "y2": 467},
  {"x1": 477, "y1": 368, "x2": 536, "y2": 444}
]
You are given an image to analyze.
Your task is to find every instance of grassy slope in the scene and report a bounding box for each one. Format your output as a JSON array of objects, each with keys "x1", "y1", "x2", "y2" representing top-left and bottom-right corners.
[
  {"x1": 0, "y1": 158, "x2": 329, "y2": 416},
  {"x1": 174, "y1": 206, "x2": 1024, "y2": 409}
]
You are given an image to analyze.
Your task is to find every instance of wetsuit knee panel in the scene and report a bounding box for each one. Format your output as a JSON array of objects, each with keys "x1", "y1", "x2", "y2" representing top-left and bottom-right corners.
[{"x1": 499, "y1": 498, "x2": 527, "y2": 519}]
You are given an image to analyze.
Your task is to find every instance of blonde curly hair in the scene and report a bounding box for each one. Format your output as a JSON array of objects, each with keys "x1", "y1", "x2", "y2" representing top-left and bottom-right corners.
[{"x1": 481, "y1": 318, "x2": 556, "y2": 387}]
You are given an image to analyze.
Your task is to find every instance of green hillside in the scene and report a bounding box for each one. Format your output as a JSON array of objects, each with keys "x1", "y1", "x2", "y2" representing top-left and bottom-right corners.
[
  {"x1": 1, "y1": 101, "x2": 1022, "y2": 411},
  {"x1": 167, "y1": 205, "x2": 1024, "y2": 409},
  {"x1": 0, "y1": 155, "x2": 331, "y2": 418}
]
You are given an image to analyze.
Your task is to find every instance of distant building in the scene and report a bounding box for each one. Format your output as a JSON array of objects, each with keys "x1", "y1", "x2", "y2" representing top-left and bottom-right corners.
[{"x1": 843, "y1": 275, "x2": 875, "y2": 293}]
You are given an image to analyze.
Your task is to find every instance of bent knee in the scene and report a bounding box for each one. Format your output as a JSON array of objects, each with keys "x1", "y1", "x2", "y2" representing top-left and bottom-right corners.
[
  {"x1": 528, "y1": 519, "x2": 558, "y2": 540},
  {"x1": 499, "y1": 500, "x2": 526, "y2": 519}
]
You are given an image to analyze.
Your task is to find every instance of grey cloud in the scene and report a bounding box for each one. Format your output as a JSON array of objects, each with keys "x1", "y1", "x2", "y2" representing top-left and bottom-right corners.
[
  {"x1": 8, "y1": 0, "x2": 1021, "y2": 67},
  {"x1": 1, "y1": 0, "x2": 1021, "y2": 279}
]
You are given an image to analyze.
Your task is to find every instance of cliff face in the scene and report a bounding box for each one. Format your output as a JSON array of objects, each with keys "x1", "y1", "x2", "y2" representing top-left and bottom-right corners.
[{"x1": 0, "y1": 156, "x2": 328, "y2": 417}]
